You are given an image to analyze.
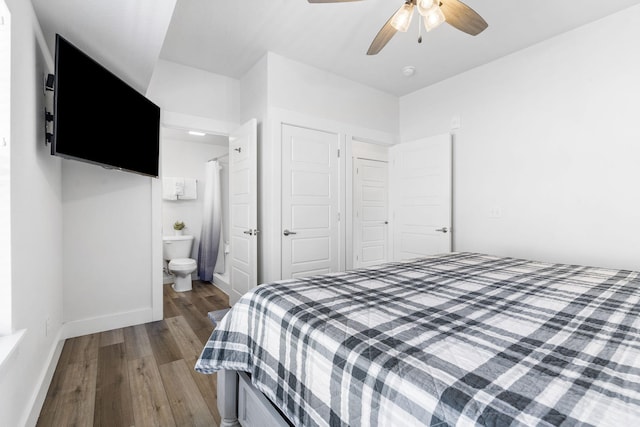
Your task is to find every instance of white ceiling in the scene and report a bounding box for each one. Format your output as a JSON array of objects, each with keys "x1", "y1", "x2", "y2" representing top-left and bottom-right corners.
[{"x1": 32, "y1": 0, "x2": 640, "y2": 97}]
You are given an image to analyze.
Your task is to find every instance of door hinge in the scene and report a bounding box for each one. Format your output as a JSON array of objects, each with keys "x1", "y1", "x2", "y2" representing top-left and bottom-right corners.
[
  {"x1": 337, "y1": 149, "x2": 340, "y2": 158},
  {"x1": 337, "y1": 212, "x2": 341, "y2": 222}
]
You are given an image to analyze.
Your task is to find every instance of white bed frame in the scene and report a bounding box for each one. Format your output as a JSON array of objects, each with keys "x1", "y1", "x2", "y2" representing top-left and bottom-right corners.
[{"x1": 218, "y1": 369, "x2": 291, "y2": 427}]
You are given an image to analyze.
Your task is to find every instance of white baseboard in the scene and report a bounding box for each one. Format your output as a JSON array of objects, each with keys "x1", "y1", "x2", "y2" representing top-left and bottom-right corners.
[
  {"x1": 212, "y1": 275, "x2": 232, "y2": 300},
  {"x1": 61, "y1": 308, "x2": 154, "y2": 340},
  {"x1": 23, "y1": 329, "x2": 64, "y2": 427}
]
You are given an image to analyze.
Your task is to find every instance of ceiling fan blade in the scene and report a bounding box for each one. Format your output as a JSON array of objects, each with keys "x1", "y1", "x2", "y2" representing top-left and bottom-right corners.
[
  {"x1": 440, "y1": 0, "x2": 488, "y2": 36},
  {"x1": 367, "y1": 13, "x2": 398, "y2": 55},
  {"x1": 307, "y1": 0, "x2": 362, "y2": 3}
]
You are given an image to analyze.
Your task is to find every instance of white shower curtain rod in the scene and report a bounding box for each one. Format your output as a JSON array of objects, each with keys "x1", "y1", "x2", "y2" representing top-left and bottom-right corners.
[{"x1": 208, "y1": 153, "x2": 229, "y2": 162}]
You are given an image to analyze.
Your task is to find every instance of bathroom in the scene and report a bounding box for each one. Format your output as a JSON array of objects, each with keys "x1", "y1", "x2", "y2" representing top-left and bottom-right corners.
[{"x1": 161, "y1": 126, "x2": 230, "y2": 292}]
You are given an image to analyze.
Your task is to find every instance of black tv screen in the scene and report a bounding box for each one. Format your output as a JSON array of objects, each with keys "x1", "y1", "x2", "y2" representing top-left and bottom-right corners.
[{"x1": 52, "y1": 34, "x2": 160, "y2": 177}]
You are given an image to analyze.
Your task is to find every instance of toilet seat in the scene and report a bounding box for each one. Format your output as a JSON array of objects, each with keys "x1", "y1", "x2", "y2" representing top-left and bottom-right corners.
[{"x1": 169, "y1": 258, "x2": 197, "y2": 272}]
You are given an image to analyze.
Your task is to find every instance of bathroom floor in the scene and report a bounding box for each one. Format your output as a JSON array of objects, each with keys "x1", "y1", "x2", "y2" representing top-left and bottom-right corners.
[{"x1": 37, "y1": 280, "x2": 230, "y2": 426}]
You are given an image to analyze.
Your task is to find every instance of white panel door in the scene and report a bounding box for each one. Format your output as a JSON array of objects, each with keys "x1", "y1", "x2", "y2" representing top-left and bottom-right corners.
[
  {"x1": 229, "y1": 119, "x2": 257, "y2": 305},
  {"x1": 353, "y1": 158, "x2": 388, "y2": 268},
  {"x1": 282, "y1": 124, "x2": 340, "y2": 279},
  {"x1": 390, "y1": 134, "x2": 452, "y2": 261}
]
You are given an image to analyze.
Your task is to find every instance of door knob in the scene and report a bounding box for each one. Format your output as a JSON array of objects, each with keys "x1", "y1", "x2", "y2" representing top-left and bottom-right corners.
[
  {"x1": 283, "y1": 229, "x2": 297, "y2": 236},
  {"x1": 243, "y1": 230, "x2": 253, "y2": 235},
  {"x1": 435, "y1": 227, "x2": 448, "y2": 233}
]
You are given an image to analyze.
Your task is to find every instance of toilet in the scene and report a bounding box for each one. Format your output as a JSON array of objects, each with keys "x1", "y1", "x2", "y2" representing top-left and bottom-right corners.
[{"x1": 163, "y1": 235, "x2": 197, "y2": 292}]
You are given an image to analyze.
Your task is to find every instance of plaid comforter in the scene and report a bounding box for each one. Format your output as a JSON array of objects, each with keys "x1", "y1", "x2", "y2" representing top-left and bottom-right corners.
[{"x1": 195, "y1": 252, "x2": 640, "y2": 426}]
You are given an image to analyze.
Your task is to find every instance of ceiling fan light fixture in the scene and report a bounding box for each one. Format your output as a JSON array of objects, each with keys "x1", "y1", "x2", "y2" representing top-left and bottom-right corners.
[
  {"x1": 423, "y1": 5, "x2": 446, "y2": 32},
  {"x1": 390, "y1": 1, "x2": 414, "y2": 33},
  {"x1": 416, "y1": 0, "x2": 437, "y2": 17}
]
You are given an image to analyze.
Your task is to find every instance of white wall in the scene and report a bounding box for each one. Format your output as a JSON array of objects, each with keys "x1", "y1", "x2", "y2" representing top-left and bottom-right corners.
[
  {"x1": 268, "y1": 53, "x2": 399, "y2": 135},
  {"x1": 0, "y1": 0, "x2": 11, "y2": 335},
  {"x1": 400, "y1": 5, "x2": 640, "y2": 271},
  {"x1": 0, "y1": 0, "x2": 64, "y2": 425},
  {"x1": 240, "y1": 55, "x2": 268, "y2": 125},
  {"x1": 62, "y1": 161, "x2": 154, "y2": 325},
  {"x1": 148, "y1": 59, "x2": 241, "y2": 124},
  {"x1": 161, "y1": 133, "x2": 229, "y2": 261}
]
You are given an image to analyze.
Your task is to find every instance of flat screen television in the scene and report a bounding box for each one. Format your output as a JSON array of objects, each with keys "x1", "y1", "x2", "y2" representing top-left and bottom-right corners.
[{"x1": 52, "y1": 34, "x2": 160, "y2": 178}]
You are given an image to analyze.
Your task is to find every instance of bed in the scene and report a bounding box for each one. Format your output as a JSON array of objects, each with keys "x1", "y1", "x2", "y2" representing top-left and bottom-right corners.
[{"x1": 195, "y1": 252, "x2": 640, "y2": 426}]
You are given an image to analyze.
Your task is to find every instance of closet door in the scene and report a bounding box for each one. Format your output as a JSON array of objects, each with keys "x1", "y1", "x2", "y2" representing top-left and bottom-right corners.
[
  {"x1": 281, "y1": 124, "x2": 340, "y2": 279},
  {"x1": 353, "y1": 158, "x2": 389, "y2": 268},
  {"x1": 390, "y1": 133, "x2": 452, "y2": 260}
]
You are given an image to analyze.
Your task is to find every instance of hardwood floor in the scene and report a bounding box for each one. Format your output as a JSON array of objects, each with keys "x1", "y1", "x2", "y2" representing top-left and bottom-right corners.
[{"x1": 37, "y1": 281, "x2": 230, "y2": 427}]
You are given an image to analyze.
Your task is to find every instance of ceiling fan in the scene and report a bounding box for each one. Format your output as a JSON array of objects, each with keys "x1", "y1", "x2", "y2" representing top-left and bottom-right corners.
[{"x1": 308, "y1": 0, "x2": 488, "y2": 55}]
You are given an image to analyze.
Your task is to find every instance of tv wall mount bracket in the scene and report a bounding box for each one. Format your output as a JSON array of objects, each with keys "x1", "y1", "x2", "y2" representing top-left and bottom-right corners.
[{"x1": 44, "y1": 73, "x2": 54, "y2": 144}]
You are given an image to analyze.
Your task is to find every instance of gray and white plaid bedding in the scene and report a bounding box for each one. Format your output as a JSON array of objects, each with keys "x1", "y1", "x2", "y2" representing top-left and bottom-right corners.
[{"x1": 195, "y1": 252, "x2": 640, "y2": 426}]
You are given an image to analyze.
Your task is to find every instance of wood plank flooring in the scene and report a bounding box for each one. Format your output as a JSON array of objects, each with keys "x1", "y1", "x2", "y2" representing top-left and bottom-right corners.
[{"x1": 37, "y1": 281, "x2": 230, "y2": 427}]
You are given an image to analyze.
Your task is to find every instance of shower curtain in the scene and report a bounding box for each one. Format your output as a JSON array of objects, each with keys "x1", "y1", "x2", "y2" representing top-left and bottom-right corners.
[{"x1": 198, "y1": 160, "x2": 224, "y2": 281}]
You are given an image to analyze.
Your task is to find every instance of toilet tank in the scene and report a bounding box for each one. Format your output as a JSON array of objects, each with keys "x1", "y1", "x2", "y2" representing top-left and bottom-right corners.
[{"x1": 163, "y1": 235, "x2": 194, "y2": 260}]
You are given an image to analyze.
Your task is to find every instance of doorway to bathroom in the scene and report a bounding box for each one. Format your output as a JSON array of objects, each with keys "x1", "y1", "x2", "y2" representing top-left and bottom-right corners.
[
  {"x1": 160, "y1": 126, "x2": 231, "y2": 294},
  {"x1": 153, "y1": 117, "x2": 258, "y2": 319}
]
